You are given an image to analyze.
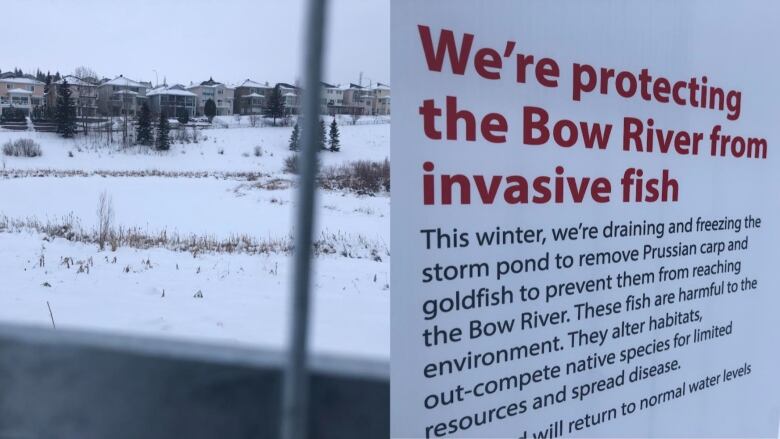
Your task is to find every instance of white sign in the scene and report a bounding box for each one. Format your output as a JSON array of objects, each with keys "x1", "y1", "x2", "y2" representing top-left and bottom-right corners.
[{"x1": 391, "y1": 1, "x2": 780, "y2": 437}]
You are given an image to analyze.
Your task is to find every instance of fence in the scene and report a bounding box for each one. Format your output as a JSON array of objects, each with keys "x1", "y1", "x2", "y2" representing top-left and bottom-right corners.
[{"x1": 1, "y1": 0, "x2": 389, "y2": 437}]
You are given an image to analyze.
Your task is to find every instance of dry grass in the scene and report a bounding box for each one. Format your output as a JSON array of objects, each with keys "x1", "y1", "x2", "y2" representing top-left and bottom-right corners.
[
  {"x1": 2, "y1": 139, "x2": 42, "y2": 158},
  {"x1": 0, "y1": 168, "x2": 266, "y2": 180},
  {"x1": 319, "y1": 159, "x2": 390, "y2": 194},
  {"x1": 0, "y1": 214, "x2": 388, "y2": 260}
]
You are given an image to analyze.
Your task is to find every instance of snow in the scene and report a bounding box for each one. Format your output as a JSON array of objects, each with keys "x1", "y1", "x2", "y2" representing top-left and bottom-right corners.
[
  {"x1": 6, "y1": 88, "x2": 32, "y2": 94},
  {"x1": 57, "y1": 76, "x2": 97, "y2": 87},
  {"x1": 101, "y1": 76, "x2": 146, "y2": 88},
  {"x1": 237, "y1": 79, "x2": 270, "y2": 88},
  {"x1": 0, "y1": 120, "x2": 390, "y2": 359},
  {"x1": 0, "y1": 77, "x2": 44, "y2": 86},
  {"x1": 147, "y1": 87, "x2": 197, "y2": 97}
]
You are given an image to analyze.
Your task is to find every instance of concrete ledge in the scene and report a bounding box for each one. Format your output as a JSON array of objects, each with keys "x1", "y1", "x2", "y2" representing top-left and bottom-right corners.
[{"x1": 0, "y1": 323, "x2": 389, "y2": 439}]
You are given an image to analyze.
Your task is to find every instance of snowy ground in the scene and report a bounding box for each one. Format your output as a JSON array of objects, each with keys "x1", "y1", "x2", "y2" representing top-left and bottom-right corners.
[{"x1": 0, "y1": 117, "x2": 390, "y2": 360}]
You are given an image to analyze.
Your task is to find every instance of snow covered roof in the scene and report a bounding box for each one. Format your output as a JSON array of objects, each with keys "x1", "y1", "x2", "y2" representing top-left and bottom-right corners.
[
  {"x1": 147, "y1": 86, "x2": 197, "y2": 97},
  {"x1": 102, "y1": 76, "x2": 145, "y2": 88},
  {"x1": 283, "y1": 92, "x2": 296, "y2": 97},
  {"x1": 57, "y1": 76, "x2": 97, "y2": 87},
  {"x1": 373, "y1": 83, "x2": 390, "y2": 90},
  {"x1": 238, "y1": 79, "x2": 269, "y2": 88},
  {"x1": 7, "y1": 88, "x2": 32, "y2": 94},
  {"x1": 113, "y1": 90, "x2": 138, "y2": 95},
  {"x1": 244, "y1": 92, "x2": 265, "y2": 98},
  {"x1": 0, "y1": 77, "x2": 43, "y2": 86},
  {"x1": 199, "y1": 77, "x2": 222, "y2": 86}
]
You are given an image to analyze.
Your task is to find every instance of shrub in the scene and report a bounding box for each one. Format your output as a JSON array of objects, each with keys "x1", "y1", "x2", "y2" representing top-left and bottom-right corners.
[
  {"x1": 254, "y1": 145, "x2": 264, "y2": 157},
  {"x1": 2, "y1": 139, "x2": 42, "y2": 157},
  {"x1": 283, "y1": 154, "x2": 299, "y2": 174},
  {"x1": 319, "y1": 159, "x2": 390, "y2": 194}
]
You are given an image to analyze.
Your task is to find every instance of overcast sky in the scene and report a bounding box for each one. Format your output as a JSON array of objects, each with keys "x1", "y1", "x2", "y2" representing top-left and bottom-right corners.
[{"x1": 3, "y1": 0, "x2": 388, "y2": 87}]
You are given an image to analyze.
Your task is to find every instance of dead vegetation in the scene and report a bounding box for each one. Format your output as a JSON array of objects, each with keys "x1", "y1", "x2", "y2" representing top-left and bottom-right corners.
[{"x1": 0, "y1": 214, "x2": 388, "y2": 261}]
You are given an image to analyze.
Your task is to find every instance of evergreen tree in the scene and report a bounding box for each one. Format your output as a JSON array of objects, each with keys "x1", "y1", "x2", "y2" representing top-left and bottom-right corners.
[
  {"x1": 265, "y1": 84, "x2": 286, "y2": 126},
  {"x1": 177, "y1": 108, "x2": 190, "y2": 125},
  {"x1": 204, "y1": 98, "x2": 217, "y2": 122},
  {"x1": 136, "y1": 102, "x2": 153, "y2": 146},
  {"x1": 318, "y1": 118, "x2": 327, "y2": 150},
  {"x1": 288, "y1": 121, "x2": 300, "y2": 151},
  {"x1": 56, "y1": 79, "x2": 77, "y2": 138},
  {"x1": 156, "y1": 112, "x2": 170, "y2": 151},
  {"x1": 328, "y1": 117, "x2": 340, "y2": 152}
]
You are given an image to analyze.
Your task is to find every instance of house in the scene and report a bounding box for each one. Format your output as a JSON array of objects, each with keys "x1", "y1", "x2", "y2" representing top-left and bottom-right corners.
[
  {"x1": 47, "y1": 75, "x2": 99, "y2": 118},
  {"x1": 276, "y1": 83, "x2": 301, "y2": 115},
  {"x1": 320, "y1": 82, "x2": 347, "y2": 115},
  {"x1": 0, "y1": 76, "x2": 45, "y2": 116},
  {"x1": 97, "y1": 75, "x2": 148, "y2": 117},
  {"x1": 371, "y1": 82, "x2": 391, "y2": 116},
  {"x1": 342, "y1": 83, "x2": 374, "y2": 116},
  {"x1": 146, "y1": 84, "x2": 198, "y2": 118},
  {"x1": 187, "y1": 77, "x2": 234, "y2": 116},
  {"x1": 233, "y1": 79, "x2": 272, "y2": 115}
]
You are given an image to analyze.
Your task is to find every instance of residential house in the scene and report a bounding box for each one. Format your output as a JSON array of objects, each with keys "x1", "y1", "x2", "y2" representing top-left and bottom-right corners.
[
  {"x1": 47, "y1": 75, "x2": 99, "y2": 118},
  {"x1": 146, "y1": 84, "x2": 198, "y2": 118},
  {"x1": 342, "y1": 83, "x2": 374, "y2": 116},
  {"x1": 320, "y1": 82, "x2": 347, "y2": 115},
  {"x1": 0, "y1": 76, "x2": 45, "y2": 116},
  {"x1": 276, "y1": 83, "x2": 301, "y2": 115},
  {"x1": 371, "y1": 83, "x2": 391, "y2": 116},
  {"x1": 233, "y1": 79, "x2": 272, "y2": 115},
  {"x1": 97, "y1": 75, "x2": 148, "y2": 117},
  {"x1": 188, "y1": 77, "x2": 234, "y2": 116}
]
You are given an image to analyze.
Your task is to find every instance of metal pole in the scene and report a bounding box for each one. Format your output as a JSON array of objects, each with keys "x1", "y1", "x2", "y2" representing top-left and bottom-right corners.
[{"x1": 281, "y1": 0, "x2": 327, "y2": 438}]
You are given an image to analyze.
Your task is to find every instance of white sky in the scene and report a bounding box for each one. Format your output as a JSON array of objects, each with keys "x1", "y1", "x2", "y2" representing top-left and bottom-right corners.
[{"x1": 3, "y1": 0, "x2": 389, "y2": 87}]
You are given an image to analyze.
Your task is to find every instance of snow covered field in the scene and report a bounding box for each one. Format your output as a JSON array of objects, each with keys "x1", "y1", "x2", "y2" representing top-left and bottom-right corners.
[{"x1": 0, "y1": 118, "x2": 390, "y2": 359}]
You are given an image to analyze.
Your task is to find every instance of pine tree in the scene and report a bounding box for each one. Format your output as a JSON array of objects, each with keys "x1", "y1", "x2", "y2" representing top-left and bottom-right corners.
[
  {"x1": 328, "y1": 117, "x2": 340, "y2": 152},
  {"x1": 204, "y1": 98, "x2": 217, "y2": 122},
  {"x1": 156, "y1": 112, "x2": 170, "y2": 151},
  {"x1": 136, "y1": 102, "x2": 153, "y2": 145},
  {"x1": 265, "y1": 84, "x2": 286, "y2": 126},
  {"x1": 288, "y1": 121, "x2": 300, "y2": 151},
  {"x1": 56, "y1": 79, "x2": 77, "y2": 138},
  {"x1": 318, "y1": 118, "x2": 327, "y2": 150}
]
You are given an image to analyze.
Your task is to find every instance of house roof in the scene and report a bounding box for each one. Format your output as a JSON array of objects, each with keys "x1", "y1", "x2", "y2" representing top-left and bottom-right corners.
[
  {"x1": 321, "y1": 81, "x2": 337, "y2": 88},
  {"x1": 57, "y1": 75, "x2": 97, "y2": 87},
  {"x1": 0, "y1": 77, "x2": 44, "y2": 86},
  {"x1": 277, "y1": 82, "x2": 298, "y2": 90},
  {"x1": 7, "y1": 88, "x2": 33, "y2": 94},
  {"x1": 113, "y1": 90, "x2": 138, "y2": 95},
  {"x1": 102, "y1": 76, "x2": 145, "y2": 88},
  {"x1": 238, "y1": 79, "x2": 269, "y2": 88},
  {"x1": 244, "y1": 92, "x2": 265, "y2": 98},
  {"x1": 147, "y1": 85, "x2": 197, "y2": 97},
  {"x1": 200, "y1": 77, "x2": 222, "y2": 86}
]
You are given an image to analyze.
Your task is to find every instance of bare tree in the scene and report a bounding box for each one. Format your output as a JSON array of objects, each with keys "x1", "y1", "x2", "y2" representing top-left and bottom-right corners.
[
  {"x1": 96, "y1": 191, "x2": 114, "y2": 251},
  {"x1": 73, "y1": 66, "x2": 98, "y2": 81},
  {"x1": 350, "y1": 110, "x2": 362, "y2": 126},
  {"x1": 72, "y1": 66, "x2": 100, "y2": 136}
]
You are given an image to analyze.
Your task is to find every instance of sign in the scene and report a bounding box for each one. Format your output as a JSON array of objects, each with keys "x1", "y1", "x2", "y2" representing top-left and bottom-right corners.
[{"x1": 391, "y1": 1, "x2": 780, "y2": 437}]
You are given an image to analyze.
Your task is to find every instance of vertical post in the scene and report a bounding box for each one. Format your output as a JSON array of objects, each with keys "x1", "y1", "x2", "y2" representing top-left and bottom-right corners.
[{"x1": 281, "y1": 0, "x2": 328, "y2": 439}]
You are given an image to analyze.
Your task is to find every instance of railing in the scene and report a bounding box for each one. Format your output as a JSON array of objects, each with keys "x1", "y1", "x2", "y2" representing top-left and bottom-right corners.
[{"x1": 0, "y1": 323, "x2": 388, "y2": 439}]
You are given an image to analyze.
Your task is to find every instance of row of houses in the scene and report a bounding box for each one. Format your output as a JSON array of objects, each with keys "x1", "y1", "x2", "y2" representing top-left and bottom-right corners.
[{"x1": 0, "y1": 73, "x2": 391, "y2": 119}]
